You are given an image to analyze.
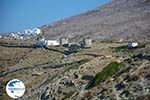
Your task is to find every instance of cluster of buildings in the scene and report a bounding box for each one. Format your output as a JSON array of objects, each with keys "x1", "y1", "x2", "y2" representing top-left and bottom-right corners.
[
  {"x1": 35, "y1": 36, "x2": 92, "y2": 50},
  {"x1": 9, "y1": 28, "x2": 41, "y2": 40}
]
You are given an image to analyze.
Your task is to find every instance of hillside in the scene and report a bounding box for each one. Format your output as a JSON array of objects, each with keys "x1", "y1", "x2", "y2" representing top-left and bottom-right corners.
[
  {"x1": 42, "y1": 0, "x2": 150, "y2": 42},
  {"x1": 0, "y1": 0, "x2": 150, "y2": 100},
  {"x1": 0, "y1": 38, "x2": 150, "y2": 100}
]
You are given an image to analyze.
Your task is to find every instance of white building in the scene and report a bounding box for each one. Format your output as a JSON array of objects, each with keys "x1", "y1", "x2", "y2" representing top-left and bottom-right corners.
[
  {"x1": 24, "y1": 28, "x2": 41, "y2": 36},
  {"x1": 24, "y1": 29, "x2": 32, "y2": 35},
  {"x1": 60, "y1": 37, "x2": 69, "y2": 45},
  {"x1": 35, "y1": 39, "x2": 60, "y2": 47},
  {"x1": 45, "y1": 40, "x2": 60, "y2": 46},
  {"x1": 32, "y1": 28, "x2": 41, "y2": 35},
  {"x1": 20, "y1": 36, "x2": 24, "y2": 40},
  {"x1": 9, "y1": 33, "x2": 18, "y2": 39},
  {"x1": 8, "y1": 27, "x2": 42, "y2": 40},
  {"x1": 128, "y1": 42, "x2": 138, "y2": 48},
  {"x1": 82, "y1": 37, "x2": 92, "y2": 48}
]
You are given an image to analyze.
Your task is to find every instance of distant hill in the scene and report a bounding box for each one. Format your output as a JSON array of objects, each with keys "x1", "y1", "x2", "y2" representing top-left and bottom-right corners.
[{"x1": 41, "y1": 0, "x2": 150, "y2": 42}]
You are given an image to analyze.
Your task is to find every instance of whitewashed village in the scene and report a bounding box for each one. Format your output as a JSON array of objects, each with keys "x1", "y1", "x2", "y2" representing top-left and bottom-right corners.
[
  {"x1": 0, "y1": 28, "x2": 93, "y2": 55},
  {"x1": 0, "y1": 27, "x2": 140, "y2": 53}
]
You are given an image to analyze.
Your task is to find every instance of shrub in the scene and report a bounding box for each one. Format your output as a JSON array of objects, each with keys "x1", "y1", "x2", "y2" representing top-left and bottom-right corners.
[{"x1": 86, "y1": 61, "x2": 124, "y2": 89}]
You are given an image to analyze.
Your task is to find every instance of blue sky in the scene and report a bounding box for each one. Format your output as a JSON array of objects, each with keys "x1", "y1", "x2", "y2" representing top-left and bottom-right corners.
[{"x1": 0, "y1": 0, "x2": 111, "y2": 33}]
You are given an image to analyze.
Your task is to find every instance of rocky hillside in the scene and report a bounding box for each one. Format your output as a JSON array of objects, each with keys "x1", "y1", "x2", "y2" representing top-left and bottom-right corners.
[
  {"x1": 0, "y1": 38, "x2": 150, "y2": 99},
  {"x1": 42, "y1": 0, "x2": 150, "y2": 42},
  {"x1": 0, "y1": 0, "x2": 150, "y2": 100}
]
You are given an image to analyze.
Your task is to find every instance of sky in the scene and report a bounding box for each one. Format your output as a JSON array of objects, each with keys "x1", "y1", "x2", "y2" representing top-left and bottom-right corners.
[{"x1": 0, "y1": 0, "x2": 111, "y2": 33}]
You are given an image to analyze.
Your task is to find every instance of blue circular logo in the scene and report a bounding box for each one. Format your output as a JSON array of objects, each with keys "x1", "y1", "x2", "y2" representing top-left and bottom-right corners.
[{"x1": 6, "y1": 79, "x2": 25, "y2": 99}]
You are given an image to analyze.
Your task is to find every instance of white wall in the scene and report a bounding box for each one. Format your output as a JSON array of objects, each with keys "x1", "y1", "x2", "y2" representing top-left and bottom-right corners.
[{"x1": 46, "y1": 40, "x2": 60, "y2": 46}]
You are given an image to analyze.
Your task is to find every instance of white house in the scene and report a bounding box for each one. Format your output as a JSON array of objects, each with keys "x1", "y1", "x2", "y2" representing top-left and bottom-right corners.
[
  {"x1": 24, "y1": 28, "x2": 41, "y2": 36},
  {"x1": 9, "y1": 33, "x2": 19, "y2": 39},
  {"x1": 60, "y1": 37, "x2": 69, "y2": 45},
  {"x1": 45, "y1": 40, "x2": 60, "y2": 46},
  {"x1": 128, "y1": 42, "x2": 138, "y2": 48},
  {"x1": 35, "y1": 39, "x2": 60, "y2": 47},
  {"x1": 32, "y1": 28, "x2": 41, "y2": 35},
  {"x1": 20, "y1": 36, "x2": 24, "y2": 40},
  {"x1": 24, "y1": 29, "x2": 32, "y2": 35}
]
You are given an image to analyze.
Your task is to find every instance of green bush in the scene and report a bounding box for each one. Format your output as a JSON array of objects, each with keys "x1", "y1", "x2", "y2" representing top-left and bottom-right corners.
[{"x1": 86, "y1": 61, "x2": 124, "y2": 89}]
